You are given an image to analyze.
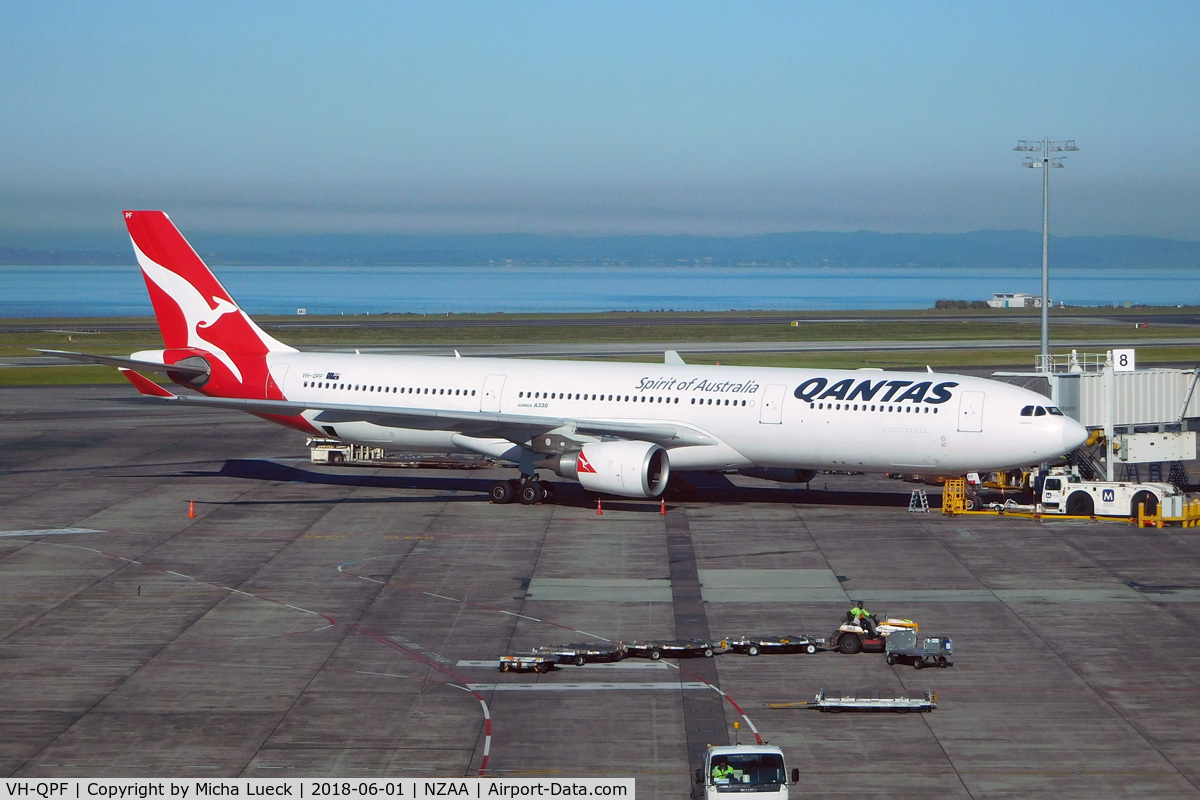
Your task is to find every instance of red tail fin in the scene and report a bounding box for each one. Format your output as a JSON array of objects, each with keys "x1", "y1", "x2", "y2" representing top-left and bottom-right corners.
[{"x1": 124, "y1": 211, "x2": 294, "y2": 397}]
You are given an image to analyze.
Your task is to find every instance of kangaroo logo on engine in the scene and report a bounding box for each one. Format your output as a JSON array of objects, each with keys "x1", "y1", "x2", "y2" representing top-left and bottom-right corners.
[{"x1": 794, "y1": 377, "x2": 959, "y2": 405}]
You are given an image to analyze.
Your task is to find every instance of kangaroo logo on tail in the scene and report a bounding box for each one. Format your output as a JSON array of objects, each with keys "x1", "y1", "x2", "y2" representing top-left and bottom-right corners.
[{"x1": 135, "y1": 257, "x2": 245, "y2": 381}]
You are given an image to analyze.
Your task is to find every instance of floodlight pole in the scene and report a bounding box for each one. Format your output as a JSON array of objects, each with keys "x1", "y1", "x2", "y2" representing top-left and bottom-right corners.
[{"x1": 1014, "y1": 137, "x2": 1078, "y2": 371}]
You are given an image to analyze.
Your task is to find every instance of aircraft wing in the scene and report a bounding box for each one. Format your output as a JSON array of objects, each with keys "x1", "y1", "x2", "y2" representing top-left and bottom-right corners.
[{"x1": 118, "y1": 369, "x2": 716, "y2": 448}]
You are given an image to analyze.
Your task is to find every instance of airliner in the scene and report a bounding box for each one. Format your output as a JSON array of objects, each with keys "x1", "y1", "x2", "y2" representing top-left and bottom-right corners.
[{"x1": 48, "y1": 211, "x2": 1089, "y2": 505}]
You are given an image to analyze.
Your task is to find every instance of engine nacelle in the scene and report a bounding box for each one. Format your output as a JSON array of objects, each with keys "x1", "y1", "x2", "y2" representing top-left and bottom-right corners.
[
  {"x1": 547, "y1": 441, "x2": 670, "y2": 498},
  {"x1": 740, "y1": 467, "x2": 818, "y2": 484}
]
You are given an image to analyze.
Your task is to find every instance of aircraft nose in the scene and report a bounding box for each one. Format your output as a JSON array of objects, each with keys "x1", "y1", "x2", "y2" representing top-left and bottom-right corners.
[{"x1": 1062, "y1": 417, "x2": 1089, "y2": 453}]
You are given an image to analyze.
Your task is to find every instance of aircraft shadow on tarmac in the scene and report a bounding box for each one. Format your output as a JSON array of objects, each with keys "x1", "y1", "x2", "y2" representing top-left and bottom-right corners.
[{"x1": 182, "y1": 459, "x2": 919, "y2": 510}]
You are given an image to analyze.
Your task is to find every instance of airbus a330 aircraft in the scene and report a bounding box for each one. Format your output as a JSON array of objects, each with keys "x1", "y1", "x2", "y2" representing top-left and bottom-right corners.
[{"x1": 49, "y1": 211, "x2": 1089, "y2": 506}]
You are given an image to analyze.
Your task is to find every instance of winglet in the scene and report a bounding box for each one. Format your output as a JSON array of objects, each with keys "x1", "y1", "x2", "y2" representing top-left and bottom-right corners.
[{"x1": 119, "y1": 368, "x2": 176, "y2": 398}]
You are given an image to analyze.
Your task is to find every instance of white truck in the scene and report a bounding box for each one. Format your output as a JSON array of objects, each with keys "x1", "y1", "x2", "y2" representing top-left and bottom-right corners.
[
  {"x1": 1037, "y1": 466, "x2": 1184, "y2": 517},
  {"x1": 695, "y1": 744, "x2": 800, "y2": 798},
  {"x1": 307, "y1": 437, "x2": 385, "y2": 465}
]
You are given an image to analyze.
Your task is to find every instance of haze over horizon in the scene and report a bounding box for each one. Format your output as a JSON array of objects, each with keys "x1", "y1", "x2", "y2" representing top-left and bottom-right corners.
[{"x1": 3, "y1": 2, "x2": 1198, "y2": 244}]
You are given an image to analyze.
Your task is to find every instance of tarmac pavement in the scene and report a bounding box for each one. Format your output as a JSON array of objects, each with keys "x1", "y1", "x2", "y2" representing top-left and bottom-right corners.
[{"x1": 1, "y1": 385, "x2": 1199, "y2": 797}]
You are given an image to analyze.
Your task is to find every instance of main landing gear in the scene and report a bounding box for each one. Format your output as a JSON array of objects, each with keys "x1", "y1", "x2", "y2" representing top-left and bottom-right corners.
[{"x1": 489, "y1": 477, "x2": 557, "y2": 505}]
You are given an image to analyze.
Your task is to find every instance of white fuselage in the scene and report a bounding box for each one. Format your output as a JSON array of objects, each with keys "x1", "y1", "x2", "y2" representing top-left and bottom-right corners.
[{"x1": 264, "y1": 351, "x2": 1085, "y2": 474}]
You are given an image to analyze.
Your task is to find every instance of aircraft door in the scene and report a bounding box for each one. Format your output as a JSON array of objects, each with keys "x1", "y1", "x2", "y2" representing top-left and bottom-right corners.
[
  {"x1": 760, "y1": 384, "x2": 786, "y2": 424},
  {"x1": 267, "y1": 362, "x2": 290, "y2": 397},
  {"x1": 481, "y1": 374, "x2": 506, "y2": 413},
  {"x1": 958, "y1": 390, "x2": 985, "y2": 432}
]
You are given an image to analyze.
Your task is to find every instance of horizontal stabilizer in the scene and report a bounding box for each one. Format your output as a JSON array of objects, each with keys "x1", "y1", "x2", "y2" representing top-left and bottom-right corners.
[
  {"x1": 118, "y1": 368, "x2": 176, "y2": 398},
  {"x1": 37, "y1": 350, "x2": 210, "y2": 377}
]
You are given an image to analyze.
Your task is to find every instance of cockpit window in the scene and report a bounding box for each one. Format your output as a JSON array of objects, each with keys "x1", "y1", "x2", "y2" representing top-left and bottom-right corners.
[
  {"x1": 1047, "y1": 406, "x2": 1063, "y2": 415},
  {"x1": 1020, "y1": 405, "x2": 1034, "y2": 417},
  {"x1": 1034, "y1": 406, "x2": 1047, "y2": 416}
]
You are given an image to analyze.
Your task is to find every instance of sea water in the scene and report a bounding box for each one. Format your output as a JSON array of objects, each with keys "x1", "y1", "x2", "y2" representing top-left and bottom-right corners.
[{"x1": 1, "y1": 263, "x2": 1195, "y2": 318}]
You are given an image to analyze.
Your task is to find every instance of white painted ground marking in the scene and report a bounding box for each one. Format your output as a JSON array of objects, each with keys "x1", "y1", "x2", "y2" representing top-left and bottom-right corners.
[
  {"x1": 467, "y1": 682, "x2": 710, "y2": 692},
  {"x1": 0, "y1": 528, "x2": 102, "y2": 537}
]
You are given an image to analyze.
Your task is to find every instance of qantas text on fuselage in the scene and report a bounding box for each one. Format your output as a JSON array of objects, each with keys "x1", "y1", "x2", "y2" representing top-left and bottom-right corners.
[{"x1": 49, "y1": 211, "x2": 1089, "y2": 505}]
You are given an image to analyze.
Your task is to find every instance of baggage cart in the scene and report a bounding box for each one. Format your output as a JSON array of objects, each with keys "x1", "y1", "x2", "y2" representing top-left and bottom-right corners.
[
  {"x1": 532, "y1": 642, "x2": 628, "y2": 666},
  {"x1": 624, "y1": 638, "x2": 723, "y2": 660},
  {"x1": 498, "y1": 653, "x2": 558, "y2": 673},
  {"x1": 814, "y1": 688, "x2": 936, "y2": 712},
  {"x1": 722, "y1": 634, "x2": 821, "y2": 656},
  {"x1": 885, "y1": 630, "x2": 954, "y2": 669}
]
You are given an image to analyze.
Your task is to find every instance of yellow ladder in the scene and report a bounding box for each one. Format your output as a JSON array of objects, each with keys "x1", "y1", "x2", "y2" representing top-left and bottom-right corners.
[{"x1": 942, "y1": 478, "x2": 967, "y2": 514}]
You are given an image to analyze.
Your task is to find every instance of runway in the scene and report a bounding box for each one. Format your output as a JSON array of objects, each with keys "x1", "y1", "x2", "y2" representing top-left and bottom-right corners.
[{"x1": 2, "y1": 385, "x2": 1199, "y2": 797}]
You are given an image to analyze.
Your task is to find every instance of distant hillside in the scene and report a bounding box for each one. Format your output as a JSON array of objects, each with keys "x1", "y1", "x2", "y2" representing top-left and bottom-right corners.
[{"x1": 3, "y1": 230, "x2": 1198, "y2": 269}]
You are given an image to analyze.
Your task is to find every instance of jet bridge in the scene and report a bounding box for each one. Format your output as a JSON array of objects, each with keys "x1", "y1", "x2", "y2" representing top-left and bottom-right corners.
[{"x1": 997, "y1": 350, "x2": 1199, "y2": 481}]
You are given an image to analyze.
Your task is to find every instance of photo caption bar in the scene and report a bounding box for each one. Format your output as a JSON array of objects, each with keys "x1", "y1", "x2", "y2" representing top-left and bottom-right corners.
[{"x1": 0, "y1": 780, "x2": 634, "y2": 800}]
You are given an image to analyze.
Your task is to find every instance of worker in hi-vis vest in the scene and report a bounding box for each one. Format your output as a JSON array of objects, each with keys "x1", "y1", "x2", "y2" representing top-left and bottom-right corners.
[{"x1": 849, "y1": 600, "x2": 878, "y2": 637}]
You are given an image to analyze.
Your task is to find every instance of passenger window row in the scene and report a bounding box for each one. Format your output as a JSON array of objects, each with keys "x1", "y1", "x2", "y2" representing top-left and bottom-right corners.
[
  {"x1": 302, "y1": 381, "x2": 477, "y2": 398},
  {"x1": 518, "y1": 391, "x2": 682, "y2": 404},
  {"x1": 810, "y1": 402, "x2": 939, "y2": 414},
  {"x1": 516, "y1": 391, "x2": 753, "y2": 407}
]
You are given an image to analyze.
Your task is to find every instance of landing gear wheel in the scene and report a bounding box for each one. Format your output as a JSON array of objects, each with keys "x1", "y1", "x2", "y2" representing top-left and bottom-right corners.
[
  {"x1": 538, "y1": 481, "x2": 556, "y2": 504},
  {"x1": 747, "y1": 644, "x2": 760, "y2": 657},
  {"x1": 489, "y1": 480, "x2": 515, "y2": 504},
  {"x1": 838, "y1": 634, "x2": 862, "y2": 655},
  {"x1": 519, "y1": 481, "x2": 545, "y2": 505}
]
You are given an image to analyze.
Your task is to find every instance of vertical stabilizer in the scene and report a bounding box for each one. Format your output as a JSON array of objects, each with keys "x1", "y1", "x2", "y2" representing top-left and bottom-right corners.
[{"x1": 124, "y1": 210, "x2": 294, "y2": 397}]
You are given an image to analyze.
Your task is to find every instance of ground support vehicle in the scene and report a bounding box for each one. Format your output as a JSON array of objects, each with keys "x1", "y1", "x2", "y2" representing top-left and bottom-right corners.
[
  {"x1": 1038, "y1": 466, "x2": 1184, "y2": 518},
  {"x1": 498, "y1": 653, "x2": 558, "y2": 673},
  {"x1": 695, "y1": 744, "x2": 799, "y2": 798},
  {"x1": 532, "y1": 642, "x2": 627, "y2": 666},
  {"x1": 813, "y1": 688, "x2": 936, "y2": 712},
  {"x1": 625, "y1": 638, "x2": 723, "y2": 660},
  {"x1": 826, "y1": 615, "x2": 918, "y2": 654},
  {"x1": 722, "y1": 634, "x2": 820, "y2": 656},
  {"x1": 306, "y1": 437, "x2": 385, "y2": 465},
  {"x1": 885, "y1": 630, "x2": 954, "y2": 669}
]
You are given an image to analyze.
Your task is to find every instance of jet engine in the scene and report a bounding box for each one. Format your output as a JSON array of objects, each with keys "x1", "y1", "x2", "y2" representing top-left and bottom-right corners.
[
  {"x1": 545, "y1": 441, "x2": 670, "y2": 498},
  {"x1": 739, "y1": 467, "x2": 819, "y2": 484}
]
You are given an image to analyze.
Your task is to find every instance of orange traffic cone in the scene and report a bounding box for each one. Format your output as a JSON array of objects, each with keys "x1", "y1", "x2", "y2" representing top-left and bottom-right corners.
[
  {"x1": 596, "y1": 499, "x2": 603, "y2": 515},
  {"x1": 660, "y1": 498, "x2": 666, "y2": 515},
  {"x1": 188, "y1": 500, "x2": 195, "y2": 519}
]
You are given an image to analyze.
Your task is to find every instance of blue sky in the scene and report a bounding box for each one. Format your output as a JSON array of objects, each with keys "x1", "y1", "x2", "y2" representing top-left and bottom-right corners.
[{"x1": 2, "y1": 2, "x2": 1198, "y2": 240}]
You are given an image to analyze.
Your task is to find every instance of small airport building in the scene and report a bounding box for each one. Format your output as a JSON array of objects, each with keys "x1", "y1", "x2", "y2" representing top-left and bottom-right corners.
[{"x1": 987, "y1": 292, "x2": 1045, "y2": 308}]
